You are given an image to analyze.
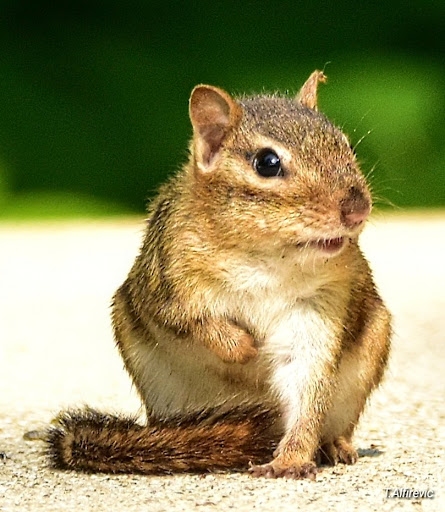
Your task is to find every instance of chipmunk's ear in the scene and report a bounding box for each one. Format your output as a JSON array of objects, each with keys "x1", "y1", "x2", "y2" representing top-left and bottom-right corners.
[
  {"x1": 295, "y1": 70, "x2": 327, "y2": 110},
  {"x1": 189, "y1": 85, "x2": 242, "y2": 171}
]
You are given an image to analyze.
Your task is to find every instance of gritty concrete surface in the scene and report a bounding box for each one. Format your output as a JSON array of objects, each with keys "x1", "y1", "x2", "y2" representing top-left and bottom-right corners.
[{"x1": 0, "y1": 212, "x2": 444, "y2": 511}]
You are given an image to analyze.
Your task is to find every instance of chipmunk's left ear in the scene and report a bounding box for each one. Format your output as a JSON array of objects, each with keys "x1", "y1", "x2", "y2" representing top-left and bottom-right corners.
[
  {"x1": 189, "y1": 85, "x2": 242, "y2": 171},
  {"x1": 295, "y1": 70, "x2": 327, "y2": 110}
]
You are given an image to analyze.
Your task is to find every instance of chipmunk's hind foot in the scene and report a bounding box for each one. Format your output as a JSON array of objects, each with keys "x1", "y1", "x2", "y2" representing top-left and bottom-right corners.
[{"x1": 317, "y1": 436, "x2": 358, "y2": 466}]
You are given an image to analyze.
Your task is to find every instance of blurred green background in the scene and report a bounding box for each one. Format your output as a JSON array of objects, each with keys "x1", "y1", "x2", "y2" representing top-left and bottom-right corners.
[{"x1": 0, "y1": 0, "x2": 443, "y2": 219}]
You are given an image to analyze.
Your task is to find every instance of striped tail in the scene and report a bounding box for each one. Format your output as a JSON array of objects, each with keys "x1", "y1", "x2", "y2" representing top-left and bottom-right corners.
[{"x1": 47, "y1": 404, "x2": 279, "y2": 474}]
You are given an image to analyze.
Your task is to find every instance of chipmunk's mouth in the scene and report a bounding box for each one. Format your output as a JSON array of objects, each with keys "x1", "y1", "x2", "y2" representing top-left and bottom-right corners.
[{"x1": 298, "y1": 237, "x2": 346, "y2": 254}]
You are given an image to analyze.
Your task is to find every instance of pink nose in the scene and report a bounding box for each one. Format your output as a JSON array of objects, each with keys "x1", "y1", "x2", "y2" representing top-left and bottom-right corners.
[
  {"x1": 341, "y1": 187, "x2": 370, "y2": 228},
  {"x1": 342, "y1": 209, "x2": 369, "y2": 227}
]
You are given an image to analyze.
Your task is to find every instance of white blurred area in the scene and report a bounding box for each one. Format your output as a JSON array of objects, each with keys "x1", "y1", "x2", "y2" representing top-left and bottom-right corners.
[{"x1": 0, "y1": 219, "x2": 145, "y2": 416}]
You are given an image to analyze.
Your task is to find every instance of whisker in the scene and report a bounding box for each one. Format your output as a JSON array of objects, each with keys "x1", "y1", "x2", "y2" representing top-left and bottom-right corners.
[
  {"x1": 353, "y1": 129, "x2": 374, "y2": 152},
  {"x1": 352, "y1": 109, "x2": 373, "y2": 135}
]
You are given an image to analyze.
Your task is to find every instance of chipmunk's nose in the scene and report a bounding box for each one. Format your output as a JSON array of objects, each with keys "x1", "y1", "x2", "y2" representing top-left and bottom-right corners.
[{"x1": 340, "y1": 186, "x2": 370, "y2": 228}]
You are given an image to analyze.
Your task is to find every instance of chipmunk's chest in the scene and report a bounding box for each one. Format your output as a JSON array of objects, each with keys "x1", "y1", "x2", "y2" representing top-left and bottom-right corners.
[{"x1": 219, "y1": 254, "x2": 340, "y2": 344}]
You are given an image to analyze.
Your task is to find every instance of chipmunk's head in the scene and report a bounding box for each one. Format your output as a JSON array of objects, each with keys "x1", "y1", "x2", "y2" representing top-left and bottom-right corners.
[{"x1": 188, "y1": 71, "x2": 371, "y2": 258}]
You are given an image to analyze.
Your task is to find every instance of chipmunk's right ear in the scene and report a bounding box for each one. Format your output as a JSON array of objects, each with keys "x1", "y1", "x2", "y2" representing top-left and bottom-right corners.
[{"x1": 189, "y1": 85, "x2": 242, "y2": 171}]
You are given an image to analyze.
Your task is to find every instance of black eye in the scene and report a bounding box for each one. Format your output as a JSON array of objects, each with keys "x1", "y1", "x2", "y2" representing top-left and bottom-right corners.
[{"x1": 253, "y1": 148, "x2": 284, "y2": 178}]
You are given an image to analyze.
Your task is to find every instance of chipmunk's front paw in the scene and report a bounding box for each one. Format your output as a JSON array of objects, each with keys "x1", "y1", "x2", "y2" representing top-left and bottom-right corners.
[
  {"x1": 214, "y1": 323, "x2": 258, "y2": 364},
  {"x1": 249, "y1": 460, "x2": 319, "y2": 480},
  {"x1": 226, "y1": 331, "x2": 258, "y2": 364}
]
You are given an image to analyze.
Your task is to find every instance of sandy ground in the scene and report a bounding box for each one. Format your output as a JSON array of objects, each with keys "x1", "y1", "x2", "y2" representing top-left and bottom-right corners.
[{"x1": 0, "y1": 212, "x2": 444, "y2": 511}]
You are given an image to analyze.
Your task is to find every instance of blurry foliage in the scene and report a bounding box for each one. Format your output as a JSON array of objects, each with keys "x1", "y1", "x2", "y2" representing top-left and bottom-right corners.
[{"x1": 0, "y1": 0, "x2": 443, "y2": 218}]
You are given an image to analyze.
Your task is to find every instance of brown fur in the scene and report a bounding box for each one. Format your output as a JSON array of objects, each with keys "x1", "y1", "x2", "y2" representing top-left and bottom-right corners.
[
  {"x1": 46, "y1": 71, "x2": 391, "y2": 478},
  {"x1": 48, "y1": 406, "x2": 278, "y2": 474}
]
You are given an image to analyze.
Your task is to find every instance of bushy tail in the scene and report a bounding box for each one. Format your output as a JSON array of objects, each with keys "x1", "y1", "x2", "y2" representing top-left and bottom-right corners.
[{"x1": 47, "y1": 405, "x2": 278, "y2": 474}]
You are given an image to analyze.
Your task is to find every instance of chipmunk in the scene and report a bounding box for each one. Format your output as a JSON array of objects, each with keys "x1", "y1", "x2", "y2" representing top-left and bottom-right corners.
[{"x1": 45, "y1": 71, "x2": 391, "y2": 479}]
